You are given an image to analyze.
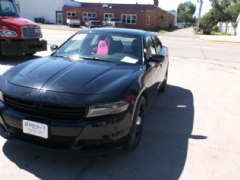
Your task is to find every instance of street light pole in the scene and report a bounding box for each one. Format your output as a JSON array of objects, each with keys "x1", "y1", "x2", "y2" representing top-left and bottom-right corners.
[{"x1": 196, "y1": 0, "x2": 203, "y2": 32}]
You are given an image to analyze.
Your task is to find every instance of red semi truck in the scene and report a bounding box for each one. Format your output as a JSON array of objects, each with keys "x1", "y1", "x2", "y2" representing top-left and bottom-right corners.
[{"x1": 0, "y1": 0, "x2": 47, "y2": 55}]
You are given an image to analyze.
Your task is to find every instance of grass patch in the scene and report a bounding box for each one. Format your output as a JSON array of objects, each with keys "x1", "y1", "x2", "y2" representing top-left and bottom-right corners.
[
  {"x1": 158, "y1": 29, "x2": 168, "y2": 33},
  {"x1": 195, "y1": 31, "x2": 203, "y2": 35},
  {"x1": 150, "y1": 27, "x2": 178, "y2": 33},
  {"x1": 210, "y1": 32, "x2": 232, "y2": 36},
  {"x1": 195, "y1": 28, "x2": 233, "y2": 36}
]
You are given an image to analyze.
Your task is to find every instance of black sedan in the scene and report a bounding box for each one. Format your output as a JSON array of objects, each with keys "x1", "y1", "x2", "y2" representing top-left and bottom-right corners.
[{"x1": 0, "y1": 28, "x2": 169, "y2": 152}]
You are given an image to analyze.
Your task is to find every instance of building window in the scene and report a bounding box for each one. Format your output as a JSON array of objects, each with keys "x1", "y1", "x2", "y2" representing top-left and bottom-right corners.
[
  {"x1": 121, "y1": 14, "x2": 137, "y2": 24},
  {"x1": 147, "y1": 16, "x2": 150, "y2": 26},
  {"x1": 104, "y1": 13, "x2": 114, "y2": 20},
  {"x1": 82, "y1": 12, "x2": 97, "y2": 21},
  {"x1": 161, "y1": 15, "x2": 164, "y2": 21},
  {"x1": 102, "y1": 4, "x2": 109, "y2": 8},
  {"x1": 67, "y1": 12, "x2": 76, "y2": 19}
]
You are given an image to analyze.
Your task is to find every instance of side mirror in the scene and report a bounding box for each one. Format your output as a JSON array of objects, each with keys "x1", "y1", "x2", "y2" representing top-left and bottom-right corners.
[
  {"x1": 150, "y1": 54, "x2": 164, "y2": 63},
  {"x1": 50, "y1": 44, "x2": 59, "y2": 51}
]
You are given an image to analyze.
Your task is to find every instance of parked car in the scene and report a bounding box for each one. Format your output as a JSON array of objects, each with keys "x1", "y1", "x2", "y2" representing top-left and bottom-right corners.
[
  {"x1": 66, "y1": 18, "x2": 81, "y2": 27},
  {"x1": 0, "y1": 28, "x2": 169, "y2": 152},
  {"x1": 103, "y1": 18, "x2": 123, "y2": 27},
  {"x1": 202, "y1": 25, "x2": 212, "y2": 35},
  {"x1": 84, "y1": 17, "x2": 102, "y2": 28}
]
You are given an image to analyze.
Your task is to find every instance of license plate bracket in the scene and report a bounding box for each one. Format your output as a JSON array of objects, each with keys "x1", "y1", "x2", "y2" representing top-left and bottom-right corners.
[{"x1": 22, "y1": 120, "x2": 48, "y2": 139}]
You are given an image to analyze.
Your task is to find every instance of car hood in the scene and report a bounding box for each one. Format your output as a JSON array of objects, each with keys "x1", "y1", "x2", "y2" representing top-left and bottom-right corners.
[
  {"x1": 4, "y1": 56, "x2": 142, "y2": 95},
  {"x1": 0, "y1": 17, "x2": 38, "y2": 28}
]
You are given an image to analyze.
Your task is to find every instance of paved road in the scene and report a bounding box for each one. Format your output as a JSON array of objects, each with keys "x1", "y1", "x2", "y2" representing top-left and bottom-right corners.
[{"x1": 0, "y1": 28, "x2": 240, "y2": 180}]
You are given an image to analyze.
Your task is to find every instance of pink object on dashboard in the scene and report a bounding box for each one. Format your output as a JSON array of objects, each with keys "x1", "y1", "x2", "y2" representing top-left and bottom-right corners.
[{"x1": 96, "y1": 39, "x2": 110, "y2": 54}]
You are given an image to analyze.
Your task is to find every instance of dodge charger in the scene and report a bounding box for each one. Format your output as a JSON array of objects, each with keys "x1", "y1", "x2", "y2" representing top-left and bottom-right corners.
[{"x1": 0, "y1": 28, "x2": 169, "y2": 152}]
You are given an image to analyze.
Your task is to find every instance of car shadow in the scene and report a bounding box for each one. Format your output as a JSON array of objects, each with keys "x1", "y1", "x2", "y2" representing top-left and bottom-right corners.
[
  {"x1": 0, "y1": 55, "x2": 41, "y2": 66},
  {"x1": 1, "y1": 85, "x2": 204, "y2": 179}
]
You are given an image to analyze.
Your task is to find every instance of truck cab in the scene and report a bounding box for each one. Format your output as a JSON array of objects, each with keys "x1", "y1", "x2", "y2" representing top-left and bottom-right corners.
[{"x1": 0, "y1": 0, "x2": 47, "y2": 56}]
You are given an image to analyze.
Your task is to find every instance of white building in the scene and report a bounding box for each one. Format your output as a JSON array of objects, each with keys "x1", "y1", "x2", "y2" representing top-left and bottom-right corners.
[
  {"x1": 237, "y1": 14, "x2": 240, "y2": 37},
  {"x1": 169, "y1": 10, "x2": 177, "y2": 27},
  {"x1": 226, "y1": 22, "x2": 237, "y2": 35},
  {"x1": 217, "y1": 22, "x2": 227, "y2": 32},
  {"x1": 217, "y1": 22, "x2": 237, "y2": 35},
  {"x1": 177, "y1": 23, "x2": 185, "y2": 29},
  {"x1": 16, "y1": 0, "x2": 81, "y2": 24}
]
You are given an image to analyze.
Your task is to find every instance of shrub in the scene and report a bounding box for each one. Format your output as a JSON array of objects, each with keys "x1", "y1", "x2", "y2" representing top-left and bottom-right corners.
[{"x1": 212, "y1": 25, "x2": 218, "y2": 32}]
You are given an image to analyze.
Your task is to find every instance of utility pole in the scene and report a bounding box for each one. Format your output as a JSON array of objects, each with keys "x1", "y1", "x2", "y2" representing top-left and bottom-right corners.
[{"x1": 196, "y1": 0, "x2": 203, "y2": 32}]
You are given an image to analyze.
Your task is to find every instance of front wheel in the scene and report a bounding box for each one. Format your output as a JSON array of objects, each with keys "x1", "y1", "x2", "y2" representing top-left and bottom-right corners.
[{"x1": 124, "y1": 96, "x2": 146, "y2": 150}]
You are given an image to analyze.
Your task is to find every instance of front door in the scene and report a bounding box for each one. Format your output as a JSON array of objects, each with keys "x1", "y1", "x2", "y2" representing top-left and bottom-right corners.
[{"x1": 56, "y1": 11, "x2": 63, "y2": 24}]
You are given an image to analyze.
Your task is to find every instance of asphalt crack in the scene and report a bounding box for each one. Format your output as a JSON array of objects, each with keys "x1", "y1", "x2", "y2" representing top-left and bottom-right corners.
[{"x1": 73, "y1": 157, "x2": 99, "y2": 179}]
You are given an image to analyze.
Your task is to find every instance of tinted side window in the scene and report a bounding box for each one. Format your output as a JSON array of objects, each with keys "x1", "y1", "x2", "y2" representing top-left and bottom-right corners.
[
  {"x1": 145, "y1": 36, "x2": 156, "y2": 59},
  {"x1": 152, "y1": 35, "x2": 162, "y2": 53}
]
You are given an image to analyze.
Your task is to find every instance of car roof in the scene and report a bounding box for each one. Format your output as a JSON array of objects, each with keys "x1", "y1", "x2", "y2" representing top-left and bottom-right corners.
[{"x1": 79, "y1": 28, "x2": 150, "y2": 36}]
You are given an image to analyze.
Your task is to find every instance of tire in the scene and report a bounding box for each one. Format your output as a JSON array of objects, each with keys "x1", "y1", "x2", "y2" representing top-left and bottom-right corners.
[
  {"x1": 124, "y1": 96, "x2": 146, "y2": 150},
  {"x1": 159, "y1": 70, "x2": 168, "y2": 93}
]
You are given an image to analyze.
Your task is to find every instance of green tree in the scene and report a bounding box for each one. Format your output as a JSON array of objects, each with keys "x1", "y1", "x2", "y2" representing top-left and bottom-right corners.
[
  {"x1": 210, "y1": 0, "x2": 232, "y2": 21},
  {"x1": 201, "y1": 0, "x2": 240, "y2": 26},
  {"x1": 200, "y1": 9, "x2": 217, "y2": 26},
  {"x1": 177, "y1": 1, "x2": 196, "y2": 24},
  {"x1": 225, "y1": 1, "x2": 240, "y2": 20}
]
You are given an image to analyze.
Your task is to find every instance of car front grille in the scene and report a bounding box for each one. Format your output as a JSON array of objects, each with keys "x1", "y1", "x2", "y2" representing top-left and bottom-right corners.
[
  {"x1": 9, "y1": 127, "x2": 116, "y2": 149},
  {"x1": 13, "y1": 127, "x2": 75, "y2": 148},
  {"x1": 4, "y1": 95, "x2": 88, "y2": 121},
  {"x1": 22, "y1": 27, "x2": 41, "y2": 38}
]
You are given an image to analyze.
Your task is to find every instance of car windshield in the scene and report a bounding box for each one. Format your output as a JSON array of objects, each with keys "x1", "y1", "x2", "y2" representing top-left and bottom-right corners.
[
  {"x1": 53, "y1": 31, "x2": 143, "y2": 65},
  {"x1": 0, "y1": 0, "x2": 19, "y2": 17}
]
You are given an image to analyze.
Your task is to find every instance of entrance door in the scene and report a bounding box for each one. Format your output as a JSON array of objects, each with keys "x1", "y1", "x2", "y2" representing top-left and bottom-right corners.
[{"x1": 56, "y1": 11, "x2": 63, "y2": 24}]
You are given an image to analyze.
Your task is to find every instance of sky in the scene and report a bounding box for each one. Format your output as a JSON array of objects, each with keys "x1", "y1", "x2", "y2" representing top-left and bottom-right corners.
[{"x1": 78, "y1": 0, "x2": 212, "y2": 16}]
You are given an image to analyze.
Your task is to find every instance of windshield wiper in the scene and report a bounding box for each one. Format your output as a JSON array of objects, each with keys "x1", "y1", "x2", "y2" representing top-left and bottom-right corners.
[
  {"x1": 52, "y1": 54, "x2": 68, "y2": 58},
  {"x1": 79, "y1": 56, "x2": 99, "y2": 60},
  {"x1": 52, "y1": 55, "x2": 114, "y2": 63},
  {"x1": 79, "y1": 56, "x2": 114, "y2": 63}
]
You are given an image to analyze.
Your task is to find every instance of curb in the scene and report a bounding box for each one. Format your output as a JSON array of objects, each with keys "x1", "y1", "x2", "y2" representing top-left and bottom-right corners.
[{"x1": 198, "y1": 35, "x2": 240, "y2": 43}]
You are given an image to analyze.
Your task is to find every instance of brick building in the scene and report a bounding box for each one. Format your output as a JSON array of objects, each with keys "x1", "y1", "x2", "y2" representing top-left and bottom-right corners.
[{"x1": 63, "y1": 0, "x2": 174, "y2": 30}]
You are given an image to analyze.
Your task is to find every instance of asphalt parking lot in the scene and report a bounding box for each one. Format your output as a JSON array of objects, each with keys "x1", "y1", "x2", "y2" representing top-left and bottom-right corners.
[{"x1": 0, "y1": 27, "x2": 240, "y2": 180}]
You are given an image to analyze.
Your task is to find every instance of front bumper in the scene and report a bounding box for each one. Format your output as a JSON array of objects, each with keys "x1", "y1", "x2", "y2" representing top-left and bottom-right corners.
[
  {"x1": 0, "y1": 39, "x2": 47, "y2": 55},
  {"x1": 0, "y1": 103, "x2": 131, "y2": 152}
]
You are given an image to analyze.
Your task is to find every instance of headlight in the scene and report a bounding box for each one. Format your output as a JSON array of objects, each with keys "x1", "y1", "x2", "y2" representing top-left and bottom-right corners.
[
  {"x1": 35, "y1": 27, "x2": 42, "y2": 37},
  {"x1": 0, "y1": 29, "x2": 18, "y2": 37},
  {"x1": 86, "y1": 101, "x2": 129, "y2": 118},
  {"x1": 0, "y1": 91, "x2": 3, "y2": 102}
]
